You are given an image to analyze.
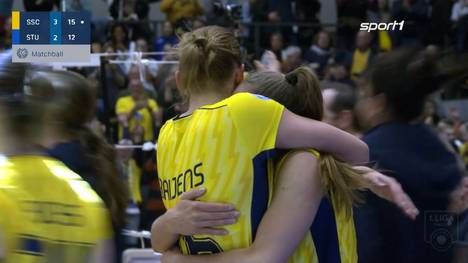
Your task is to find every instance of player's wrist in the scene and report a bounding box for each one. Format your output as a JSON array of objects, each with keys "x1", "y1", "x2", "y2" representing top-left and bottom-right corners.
[{"x1": 164, "y1": 208, "x2": 181, "y2": 234}]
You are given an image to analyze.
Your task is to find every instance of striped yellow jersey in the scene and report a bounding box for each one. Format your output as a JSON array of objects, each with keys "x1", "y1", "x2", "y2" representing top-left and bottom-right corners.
[
  {"x1": 277, "y1": 150, "x2": 358, "y2": 263},
  {"x1": 157, "y1": 92, "x2": 284, "y2": 254},
  {"x1": 0, "y1": 155, "x2": 112, "y2": 263}
]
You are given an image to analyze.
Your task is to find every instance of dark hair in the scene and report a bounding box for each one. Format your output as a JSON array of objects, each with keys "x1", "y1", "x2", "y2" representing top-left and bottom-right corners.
[
  {"x1": 29, "y1": 70, "x2": 129, "y2": 226},
  {"x1": 110, "y1": 22, "x2": 129, "y2": 46},
  {"x1": 0, "y1": 51, "x2": 38, "y2": 141},
  {"x1": 368, "y1": 47, "x2": 468, "y2": 121},
  {"x1": 245, "y1": 68, "x2": 323, "y2": 120},
  {"x1": 327, "y1": 84, "x2": 356, "y2": 114},
  {"x1": 314, "y1": 30, "x2": 333, "y2": 48}
]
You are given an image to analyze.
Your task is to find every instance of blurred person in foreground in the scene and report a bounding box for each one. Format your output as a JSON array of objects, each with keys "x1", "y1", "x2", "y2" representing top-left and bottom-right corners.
[
  {"x1": 354, "y1": 47, "x2": 468, "y2": 263},
  {"x1": 0, "y1": 52, "x2": 113, "y2": 262},
  {"x1": 29, "y1": 69, "x2": 129, "y2": 262}
]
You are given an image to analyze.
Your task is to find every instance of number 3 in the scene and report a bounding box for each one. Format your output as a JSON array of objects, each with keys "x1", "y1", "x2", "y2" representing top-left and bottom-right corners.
[{"x1": 183, "y1": 236, "x2": 222, "y2": 255}]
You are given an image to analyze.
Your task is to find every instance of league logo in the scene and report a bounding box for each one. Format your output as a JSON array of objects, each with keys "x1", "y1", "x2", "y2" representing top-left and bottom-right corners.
[{"x1": 17, "y1": 48, "x2": 28, "y2": 59}]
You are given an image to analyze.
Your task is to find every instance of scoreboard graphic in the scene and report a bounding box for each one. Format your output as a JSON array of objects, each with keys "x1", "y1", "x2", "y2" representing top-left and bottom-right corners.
[{"x1": 11, "y1": 11, "x2": 91, "y2": 63}]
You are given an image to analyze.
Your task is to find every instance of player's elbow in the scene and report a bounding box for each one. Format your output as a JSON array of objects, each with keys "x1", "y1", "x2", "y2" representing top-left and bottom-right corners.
[{"x1": 245, "y1": 244, "x2": 288, "y2": 263}]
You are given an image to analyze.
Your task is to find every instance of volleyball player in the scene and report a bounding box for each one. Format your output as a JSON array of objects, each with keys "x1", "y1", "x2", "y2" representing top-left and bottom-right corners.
[
  {"x1": 151, "y1": 25, "x2": 377, "y2": 256},
  {"x1": 0, "y1": 52, "x2": 113, "y2": 262},
  {"x1": 155, "y1": 67, "x2": 418, "y2": 263}
]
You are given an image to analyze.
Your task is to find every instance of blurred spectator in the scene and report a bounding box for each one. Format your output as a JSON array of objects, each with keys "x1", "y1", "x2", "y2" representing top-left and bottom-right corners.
[
  {"x1": 64, "y1": 0, "x2": 91, "y2": 12},
  {"x1": 304, "y1": 30, "x2": 333, "y2": 77},
  {"x1": 126, "y1": 62, "x2": 157, "y2": 99},
  {"x1": 0, "y1": 16, "x2": 11, "y2": 50},
  {"x1": 350, "y1": 31, "x2": 375, "y2": 81},
  {"x1": 110, "y1": 0, "x2": 150, "y2": 20},
  {"x1": 281, "y1": 45, "x2": 303, "y2": 73},
  {"x1": 322, "y1": 83, "x2": 361, "y2": 137},
  {"x1": 423, "y1": 98, "x2": 441, "y2": 128},
  {"x1": 251, "y1": 0, "x2": 295, "y2": 47},
  {"x1": 354, "y1": 48, "x2": 466, "y2": 263},
  {"x1": 23, "y1": 0, "x2": 59, "y2": 11},
  {"x1": 109, "y1": 22, "x2": 130, "y2": 52},
  {"x1": 451, "y1": 0, "x2": 468, "y2": 52},
  {"x1": 91, "y1": 40, "x2": 103, "y2": 54},
  {"x1": 296, "y1": 0, "x2": 321, "y2": 49},
  {"x1": 154, "y1": 63, "x2": 178, "y2": 109},
  {"x1": 366, "y1": 0, "x2": 393, "y2": 52},
  {"x1": 427, "y1": 0, "x2": 453, "y2": 47},
  {"x1": 154, "y1": 21, "x2": 178, "y2": 60},
  {"x1": 391, "y1": 0, "x2": 430, "y2": 46},
  {"x1": 116, "y1": 78, "x2": 161, "y2": 144},
  {"x1": 192, "y1": 16, "x2": 206, "y2": 30},
  {"x1": 160, "y1": 0, "x2": 204, "y2": 24},
  {"x1": 336, "y1": 0, "x2": 368, "y2": 50},
  {"x1": 324, "y1": 62, "x2": 354, "y2": 86},
  {"x1": 161, "y1": 73, "x2": 187, "y2": 122},
  {"x1": 88, "y1": 43, "x2": 126, "y2": 113},
  {"x1": 109, "y1": 0, "x2": 153, "y2": 41},
  {"x1": 0, "y1": 0, "x2": 12, "y2": 40},
  {"x1": 259, "y1": 31, "x2": 284, "y2": 63}
]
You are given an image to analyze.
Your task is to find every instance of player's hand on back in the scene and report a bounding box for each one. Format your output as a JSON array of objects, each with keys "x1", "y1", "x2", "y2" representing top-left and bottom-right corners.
[
  {"x1": 355, "y1": 166, "x2": 420, "y2": 220},
  {"x1": 166, "y1": 188, "x2": 240, "y2": 236}
]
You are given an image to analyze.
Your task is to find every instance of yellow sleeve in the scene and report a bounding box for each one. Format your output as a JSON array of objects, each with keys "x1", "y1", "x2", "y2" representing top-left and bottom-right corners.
[
  {"x1": 148, "y1": 99, "x2": 159, "y2": 112},
  {"x1": 116, "y1": 97, "x2": 131, "y2": 115},
  {"x1": 228, "y1": 93, "x2": 284, "y2": 155}
]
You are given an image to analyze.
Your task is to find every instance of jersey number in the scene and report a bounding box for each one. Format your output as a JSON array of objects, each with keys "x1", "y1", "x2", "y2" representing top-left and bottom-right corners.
[{"x1": 183, "y1": 236, "x2": 222, "y2": 255}]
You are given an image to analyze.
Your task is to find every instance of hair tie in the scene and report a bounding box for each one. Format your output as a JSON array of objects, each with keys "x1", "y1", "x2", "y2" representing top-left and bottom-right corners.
[
  {"x1": 194, "y1": 37, "x2": 208, "y2": 50},
  {"x1": 285, "y1": 74, "x2": 298, "y2": 86}
]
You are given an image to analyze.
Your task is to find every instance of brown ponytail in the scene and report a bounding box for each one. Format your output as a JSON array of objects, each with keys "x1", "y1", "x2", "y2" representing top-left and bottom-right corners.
[
  {"x1": 244, "y1": 66, "x2": 370, "y2": 217},
  {"x1": 78, "y1": 126, "x2": 128, "y2": 226}
]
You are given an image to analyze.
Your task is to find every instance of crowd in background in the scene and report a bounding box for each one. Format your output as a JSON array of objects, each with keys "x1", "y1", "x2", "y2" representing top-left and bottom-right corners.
[{"x1": 0, "y1": 0, "x2": 468, "y2": 261}]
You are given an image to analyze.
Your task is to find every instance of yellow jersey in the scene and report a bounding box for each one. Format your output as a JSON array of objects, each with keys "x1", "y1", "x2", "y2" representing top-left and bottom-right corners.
[
  {"x1": 277, "y1": 150, "x2": 357, "y2": 263},
  {"x1": 157, "y1": 92, "x2": 284, "y2": 254},
  {"x1": 116, "y1": 95, "x2": 159, "y2": 142},
  {"x1": 0, "y1": 155, "x2": 112, "y2": 263},
  {"x1": 350, "y1": 49, "x2": 370, "y2": 81}
]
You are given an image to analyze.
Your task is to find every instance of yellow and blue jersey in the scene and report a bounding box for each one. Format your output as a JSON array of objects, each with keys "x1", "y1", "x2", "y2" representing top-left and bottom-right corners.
[
  {"x1": 277, "y1": 150, "x2": 357, "y2": 263},
  {"x1": 0, "y1": 155, "x2": 112, "y2": 263},
  {"x1": 157, "y1": 92, "x2": 284, "y2": 254}
]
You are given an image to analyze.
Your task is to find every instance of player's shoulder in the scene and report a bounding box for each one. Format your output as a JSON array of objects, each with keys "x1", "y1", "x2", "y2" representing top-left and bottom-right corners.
[{"x1": 224, "y1": 92, "x2": 273, "y2": 105}]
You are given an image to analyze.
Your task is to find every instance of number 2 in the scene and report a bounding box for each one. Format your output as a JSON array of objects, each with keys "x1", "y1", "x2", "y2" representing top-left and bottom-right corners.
[
  {"x1": 183, "y1": 236, "x2": 222, "y2": 255},
  {"x1": 53, "y1": 35, "x2": 57, "y2": 41}
]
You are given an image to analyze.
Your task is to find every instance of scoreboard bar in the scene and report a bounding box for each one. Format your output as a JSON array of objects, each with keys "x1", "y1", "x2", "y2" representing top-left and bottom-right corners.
[
  {"x1": 50, "y1": 12, "x2": 62, "y2": 45},
  {"x1": 12, "y1": 11, "x2": 90, "y2": 63}
]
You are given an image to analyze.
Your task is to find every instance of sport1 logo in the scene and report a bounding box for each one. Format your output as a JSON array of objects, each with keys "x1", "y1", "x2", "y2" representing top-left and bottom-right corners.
[{"x1": 17, "y1": 48, "x2": 28, "y2": 59}]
